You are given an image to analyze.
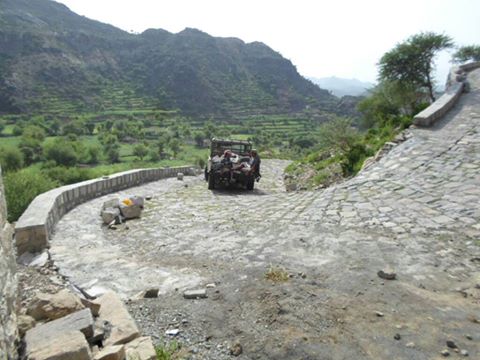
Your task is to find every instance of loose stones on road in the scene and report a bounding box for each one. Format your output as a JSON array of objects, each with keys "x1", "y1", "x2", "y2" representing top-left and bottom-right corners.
[
  {"x1": 183, "y1": 289, "x2": 207, "y2": 299},
  {"x1": 377, "y1": 269, "x2": 397, "y2": 280},
  {"x1": 94, "y1": 291, "x2": 140, "y2": 345},
  {"x1": 27, "y1": 289, "x2": 85, "y2": 321}
]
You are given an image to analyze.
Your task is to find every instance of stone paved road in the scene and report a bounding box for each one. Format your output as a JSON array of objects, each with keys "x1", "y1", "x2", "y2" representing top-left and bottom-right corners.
[{"x1": 51, "y1": 69, "x2": 480, "y2": 359}]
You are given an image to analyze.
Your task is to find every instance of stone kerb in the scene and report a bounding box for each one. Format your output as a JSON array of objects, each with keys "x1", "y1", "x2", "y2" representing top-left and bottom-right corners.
[
  {"x1": 15, "y1": 166, "x2": 194, "y2": 255},
  {"x1": 413, "y1": 61, "x2": 480, "y2": 127}
]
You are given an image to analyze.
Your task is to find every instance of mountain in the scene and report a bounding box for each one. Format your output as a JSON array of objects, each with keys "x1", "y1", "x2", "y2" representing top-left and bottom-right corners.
[
  {"x1": 309, "y1": 76, "x2": 374, "y2": 97},
  {"x1": 0, "y1": 0, "x2": 339, "y2": 119}
]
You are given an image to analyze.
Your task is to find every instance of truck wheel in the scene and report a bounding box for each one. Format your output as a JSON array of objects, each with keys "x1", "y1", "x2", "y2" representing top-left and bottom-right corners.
[
  {"x1": 246, "y1": 177, "x2": 254, "y2": 190},
  {"x1": 208, "y1": 173, "x2": 215, "y2": 190}
]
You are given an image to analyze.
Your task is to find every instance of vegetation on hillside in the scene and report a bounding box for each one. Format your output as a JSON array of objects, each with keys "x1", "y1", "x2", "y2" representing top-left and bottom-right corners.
[
  {"x1": 285, "y1": 32, "x2": 471, "y2": 190},
  {"x1": 0, "y1": 0, "x2": 342, "y2": 119}
]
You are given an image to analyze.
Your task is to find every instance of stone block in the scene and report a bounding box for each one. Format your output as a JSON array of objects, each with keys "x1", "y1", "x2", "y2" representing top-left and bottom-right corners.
[
  {"x1": 93, "y1": 345, "x2": 125, "y2": 360},
  {"x1": 80, "y1": 297, "x2": 101, "y2": 317},
  {"x1": 126, "y1": 337, "x2": 156, "y2": 360},
  {"x1": 94, "y1": 291, "x2": 140, "y2": 345},
  {"x1": 119, "y1": 204, "x2": 142, "y2": 219},
  {"x1": 129, "y1": 196, "x2": 144, "y2": 208},
  {"x1": 183, "y1": 289, "x2": 207, "y2": 299},
  {"x1": 102, "y1": 208, "x2": 121, "y2": 225},
  {"x1": 25, "y1": 308, "x2": 94, "y2": 344},
  {"x1": 177, "y1": 172, "x2": 184, "y2": 180},
  {"x1": 27, "y1": 289, "x2": 85, "y2": 321},
  {"x1": 26, "y1": 330, "x2": 92, "y2": 360},
  {"x1": 102, "y1": 198, "x2": 120, "y2": 211}
]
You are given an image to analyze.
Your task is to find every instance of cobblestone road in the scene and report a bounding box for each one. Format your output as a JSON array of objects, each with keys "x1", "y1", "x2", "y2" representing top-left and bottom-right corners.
[{"x1": 51, "y1": 69, "x2": 480, "y2": 359}]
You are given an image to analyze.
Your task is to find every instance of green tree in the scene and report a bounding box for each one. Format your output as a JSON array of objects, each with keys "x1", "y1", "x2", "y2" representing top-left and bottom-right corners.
[
  {"x1": 0, "y1": 147, "x2": 24, "y2": 172},
  {"x1": 452, "y1": 45, "x2": 480, "y2": 63},
  {"x1": 43, "y1": 138, "x2": 78, "y2": 166},
  {"x1": 194, "y1": 132, "x2": 205, "y2": 147},
  {"x1": 378, "y1": 32, "x2": 453, "y2": 102},
  {"x1": 318, "y1": 118, "x2": 359, "y2": 153},
  {"x1": 87, "y1": 144, "x2": 101, "y2": 164},
  {"x1": 133, "y1": 143, "x2": 148, "y2": 160},
  {"x1": 169, "y1": 138, "x2": 182, "y2": 158}
]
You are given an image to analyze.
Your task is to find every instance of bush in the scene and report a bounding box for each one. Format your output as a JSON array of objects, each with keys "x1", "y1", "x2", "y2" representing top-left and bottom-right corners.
[
  {"x1": 43, "y1": 166, "x2": 92, "y2": 185},
  {"x1": 0, "y1": 147, "x2": 24, "y2": 172},
  {"x1": 4, "y1": 168, "x2": 59, "y2": 222},
  {"x1": 44, "y1": 138, "x2": 78, "y2": 166}
]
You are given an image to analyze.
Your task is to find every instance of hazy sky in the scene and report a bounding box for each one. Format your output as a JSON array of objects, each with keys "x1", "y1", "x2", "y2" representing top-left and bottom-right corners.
[{"x1": 55, "y1": 0, "x2": 480, "y2": 84}]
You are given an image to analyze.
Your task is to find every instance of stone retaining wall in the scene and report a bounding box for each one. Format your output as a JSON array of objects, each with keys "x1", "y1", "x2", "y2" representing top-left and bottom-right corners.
[
  {"x1": 413, "y1": 61, "x2": 480, "y2": 127},
  {"x1": 15, "y1": 166, "x2": 195, "y2": 255},
  {"x1": 0, "y1": 166, "x2": 17, "y2": 359}
]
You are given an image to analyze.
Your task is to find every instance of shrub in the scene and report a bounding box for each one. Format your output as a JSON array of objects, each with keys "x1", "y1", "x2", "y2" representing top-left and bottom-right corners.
[
  {"x1": 0, "y1": 147, "x2": 24, "y2": 172},
  {"x1": 4, "y1": 168, "x2": 59, "y2": 222},
  {"x1": 44, "y1": 138, "x2": 78, "y2": 166},
  {"x1": 43, "y1": 166, "x2": 92, "y2": 185}
]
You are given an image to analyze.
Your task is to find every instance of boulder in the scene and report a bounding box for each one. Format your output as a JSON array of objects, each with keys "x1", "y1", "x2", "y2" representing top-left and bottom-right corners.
[
  {"x1": 17, "y1": 314, "x2": 36, "y2": 337},
  {"x1": 119, "y1": 204, "x2": 142, "y2": 219},
  {"x1": 177, "y1": 172, "x2": 184, "y2": 180},
  {"x1": 93, "y1": 345, "x2": 125, "y2": 360},
  {"x1": 26, "y1": 330, "x2": 92, "y2": 360},
  {"x1": 94, "y1": 291, "x2": 140, "y2": 345},
  {"x1": 129, "y1": 196, "x2": 144, "y2": 208},
  {"x1": 183, "y1": 289, "x2": 207, "y2": 299},
  {"x1": 80, "y1": 298, "x2": 101, "y2": 317},
  {"x1": 27, "y1": 289, "x2": 85, "y2": 321},
  {"x1": 102, "y1": 199, "x2": 120, "y2": 211},
  {"x1": 25, "y1": 308, "x2": 94, "y2": 345},
  {"x1": 102, "y1": 208, "x2": 121, "y2": 225},
  {"x1": 125, "y1": 337, "x2": 156, "y2": 360}
]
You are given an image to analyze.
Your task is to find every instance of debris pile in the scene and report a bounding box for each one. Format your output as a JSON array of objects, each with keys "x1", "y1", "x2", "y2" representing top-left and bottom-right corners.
[
  {"x1": 100, "y1": 196, "x2": 145, "y2": 228},
  {"x1": 21, "y1": 289, "x2": 156, "y2": 360}
]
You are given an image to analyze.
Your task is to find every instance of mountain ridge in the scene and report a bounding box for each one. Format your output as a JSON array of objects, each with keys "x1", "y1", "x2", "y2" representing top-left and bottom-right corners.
[
  {"x1": 309, "y1": 76, "x2": 374, "y2": 97},
  {"x1": 0, "y1": 0, "x2": 341, "y2": 120}
]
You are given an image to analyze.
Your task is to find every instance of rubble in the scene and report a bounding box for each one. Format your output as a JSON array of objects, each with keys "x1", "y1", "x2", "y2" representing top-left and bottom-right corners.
[
  {"x1": 93, "y1": 345, "x2": 125, "y2": 360},
  {"x1": 27, "y1": 289, "x2": 85, "y2": 321},
  {"x1": 125, "y1": 337, "x2": 156, "y2": 360},
  {"x1": 101, "y1": 196, "x2": 144, "y2": 225},
  {"x1": 26, "y1": 330, "x2": 92, "y2": 360}
]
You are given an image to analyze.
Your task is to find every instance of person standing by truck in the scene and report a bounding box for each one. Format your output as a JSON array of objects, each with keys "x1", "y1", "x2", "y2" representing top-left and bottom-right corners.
[{"x1": 250, "y1": 149, "x2": 261, "y2": 181}]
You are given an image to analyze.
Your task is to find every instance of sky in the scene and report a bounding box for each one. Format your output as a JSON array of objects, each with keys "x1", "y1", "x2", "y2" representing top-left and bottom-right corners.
[{"x1": 55, "y1": 0, "x2": 480, "y2": 85}]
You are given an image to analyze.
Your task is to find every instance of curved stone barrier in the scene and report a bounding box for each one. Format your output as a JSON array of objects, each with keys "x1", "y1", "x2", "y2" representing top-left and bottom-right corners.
[
  {"x1": 413, "y1": 61, "x2": 480, "y2": 127},
  {"x1": 15, "y1": 166, "x2": 195, "y2": 255}
]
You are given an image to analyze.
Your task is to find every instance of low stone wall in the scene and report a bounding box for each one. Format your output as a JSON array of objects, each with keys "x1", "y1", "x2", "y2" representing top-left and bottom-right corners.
[
  {"x1": 15, "y1": 166, "x2": 195, "y2": 255},
  {"x1": 0, "y1": 166, "x2": 17, "y2": 359},
  {"x1": 413, "y1": 61, "x2": 480, "y2": 127}
]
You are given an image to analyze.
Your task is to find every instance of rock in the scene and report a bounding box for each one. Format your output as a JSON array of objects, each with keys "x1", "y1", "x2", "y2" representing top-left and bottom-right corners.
[
  {"x1": 145, "y1": 195, "x2": 152, "y2": 201},
  {"x1": 102, "y1": 208, "x2": 121, "y2": 225},
  {"x1": 27, "y1": 289, "x2": 85, "y2": 321},
  {"x1": 377, "y1": 269, "x2": 396, "y2": 280},
  {"x1": 230, "y1": 342, "x2": 242, "y2": 357},
  {"x1": 446, "y1": 340, "x2": 457, "y2": 349},
  {"x1": 80, "y1": 298, "x2": 101, "y2": 317},
  {"x1": 460, "y1": 349, "x2": 469, "y2": 356},
  {"x1": 394, "y1": 333, "x2": 401, "y2": 340},
  {"x1": 205, "y1": 283, "x2": 216, "y2": 288},
  {"x1": 18, "y1": 251, "x2": 49, "y2": 267},
  {"x1": 129, "y1": 196, "x2": 144, "y2": 208},
  {"x1": 94, "y1": 291, "x2": 140, "y2": 345},
  {"x1": 119, "y1": 204, "x2": 142, "y2": 219},
  {"x1": 183, "y1": 289, "x2": 207, "y2": 299},
  {"x1": 102, "y1": 199, "x2": 120, "y2": 211},
  {"x1": 406, "y1": 342, "x2": 415, "y2": 348},
  {"x1": 125, "y1": 336, "x2": 156, "y2": 360},
  {"x1": 93, "y1": 345, "x2": 125, "y2": 360},
  {"x1": 143, "y1": 288, "x2": 159, "y2": 298},
  {"x1": 375, "y1": 311, "x2": 384, "y2": 317},
  {"x1": 465, "y1": 334, "x2": 472, "y2": 340},
  {"x1": 17, "y1": 315, "x2": 36, "y2": 337},
  {"x1": 441, "y1": 349, "x2": 450, "y2": 357},
  {"x1": 26, "y1": 330, "x2": 92, "y2": 360},
  {"x1": 165, "y1": 329, "x2": 180, "y2": 336},
  {"x1": 25, "y1": 308, "x2": 94, "y2": 345},
  {"x1": 177, "y1": 172, "x2": 184, "y2": 180}
]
